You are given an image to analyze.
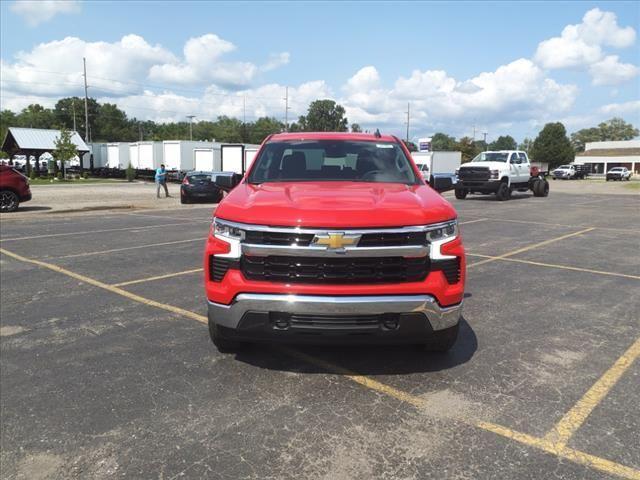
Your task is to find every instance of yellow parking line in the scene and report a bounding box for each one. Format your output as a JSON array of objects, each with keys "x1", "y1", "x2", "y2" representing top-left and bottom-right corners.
[
  {"x1": 2, "y1": 246, "x2": 639, "y2": 479},
  {"x1": 460, "y1": 215, "x2": 640, "y2": 234},
  {"x1": 113, "y1": 268, "x2": 204, "y2": 287},
  {"x1": 467, "y1": 228, "x2": 596, "y2": 269},
  {"x1": 467, "y1": 253, "x2": 640, "y2": 280},
  {"x1": 0, "y1": 248, "x2": 208, "y2": 325},
  {"x1": 543, "y1": 337, "x2": 640, "y2": 448},
  {"x1": 0, "y1": 222, "x2": 204, "y2": 242},
  {"x1": 55, "y1": 238, "x2": 204, "y2": 259}
]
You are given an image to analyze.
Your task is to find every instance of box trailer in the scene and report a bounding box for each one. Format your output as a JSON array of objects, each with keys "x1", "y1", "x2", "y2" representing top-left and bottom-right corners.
[
  {"x1": 244, "y1": 146, "x2": 260, "y2": 172},
  {"x1": 129, "y1": 142, "x2": 162, "y2": 171},
  {"x1": 162, "y1": 141, "x2": 218, "y2": 172},
  {"x1": 106, "y1": 143, "x2": 130, "y2": 169},
  {"x1": 194, "y1": 146, "x2": 222, "y2": 171},
  {"x1": 83, "y1": 143, "x2": 107, "y2": 169},
  {"x1": 412, "y1": 151, "x2": 461, "y2": 191}
]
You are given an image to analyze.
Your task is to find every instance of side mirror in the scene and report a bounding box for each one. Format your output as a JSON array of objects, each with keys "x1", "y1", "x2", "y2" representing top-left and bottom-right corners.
[
  {"x1": 214, "y1": 173, "x2": 242, "y2": 191},
  {"x1": 429, "y1": 174, "x2": 454, "y2": 193}
]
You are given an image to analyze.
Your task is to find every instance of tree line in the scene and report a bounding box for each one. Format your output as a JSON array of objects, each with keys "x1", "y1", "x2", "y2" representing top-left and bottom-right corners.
[{"x1": 1, "y1": 96, "x2": 637, "y2": 170}]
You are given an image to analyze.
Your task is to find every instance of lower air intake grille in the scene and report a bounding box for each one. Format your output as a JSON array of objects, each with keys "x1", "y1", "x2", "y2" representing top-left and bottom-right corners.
[
  {"x1": 209, "y1": 256, "x2": 239, "y2": 282},
  {"x1": 432, "y1": 258, "x2": 461, "y2": 284}
]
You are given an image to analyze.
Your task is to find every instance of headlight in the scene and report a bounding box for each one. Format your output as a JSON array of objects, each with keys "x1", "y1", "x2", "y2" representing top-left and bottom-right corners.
[
  {"x1": 425, "y1": 220, "x2": 458, "y2": 243},
  {"x1": 212, "y1": 218, "x2": 245, "y2": 240},
  {"x1": 490, "y1": 170, "x2": 499, "y2": 179}
]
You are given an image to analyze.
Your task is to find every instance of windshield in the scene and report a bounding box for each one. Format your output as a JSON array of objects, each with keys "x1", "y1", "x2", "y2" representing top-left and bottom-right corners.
[
  {"x1": 248, "y1": 140, "x2": 419, "y2": 184},
  {"x1": 558, "y1": 165, "x2": 571, "y2": 169},
  {"x1": 472, "y1": 152, "x2": 508, "y2": 163},
  {"x1": 610, "y1": 168, "x2": 622, "y2": 171}
]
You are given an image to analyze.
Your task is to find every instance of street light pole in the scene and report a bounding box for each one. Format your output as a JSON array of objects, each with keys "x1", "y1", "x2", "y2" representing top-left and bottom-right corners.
[{"x1": 186, "y1": 115, "x2": 196, "y2": 141}]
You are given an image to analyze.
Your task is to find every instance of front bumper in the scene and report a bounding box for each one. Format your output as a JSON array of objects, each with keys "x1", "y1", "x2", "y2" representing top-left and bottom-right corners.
[
  {"x1": 457, "y1": 179, "x2": 500, "y2": 193},
  {"x1": 208, "y1": 293, "x2": 462, "y2": 342}
]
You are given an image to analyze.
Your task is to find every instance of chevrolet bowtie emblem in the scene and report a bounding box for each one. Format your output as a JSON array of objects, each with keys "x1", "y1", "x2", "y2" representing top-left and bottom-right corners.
[{"x1": 312, "y1": 232, "x2": 361, "y2": 250}]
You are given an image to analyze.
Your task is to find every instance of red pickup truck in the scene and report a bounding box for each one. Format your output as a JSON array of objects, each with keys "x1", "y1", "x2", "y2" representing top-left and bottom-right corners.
[{"x1": 204, "y1": 132, "x2": 465, "y2": 352}]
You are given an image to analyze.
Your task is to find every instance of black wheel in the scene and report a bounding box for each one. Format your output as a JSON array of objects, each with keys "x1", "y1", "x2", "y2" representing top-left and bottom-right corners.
[
  {"x1": 454, "y1": 188, "x2": 467, "y2": 200},
  {"x1": 180, "y1": 195, "x2": 190, "y2": 204},
  {"x1": 0, "y1": 190, "x2": 19, "y2": 212},
  {"x1": 419, "y1": 323, "x2": 459, "y2": 352},
  {"x1": 533, "y1": 179, "x2": 549, "y2": 197},
  {"x1": 208, "y1": 320, "x2": 244, "y2": 353},
  {"x1": 496, "y1": 182, "x2": 510, "y2": 201}
]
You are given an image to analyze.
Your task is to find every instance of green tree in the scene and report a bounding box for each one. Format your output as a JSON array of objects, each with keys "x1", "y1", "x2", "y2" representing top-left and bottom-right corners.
[
  {"x1": 489, "y1": 135, "x2": 517, "y2": 151},
  {"x1": 518, "y1": 138, "x2": 534, "y2": 155},
  {"x1": 52, "y1": 127, "x2": 78, "y2": 177},
  {"x1": 351, "y1": 123, "x2": 362, "y2": 133},
  {"x1": 1, "y1": 109, "x2": 18, "y2": 145},
  {"x1": 531, "y1": 122, "x2": 574, "y2": 169},
  {"x1": 597, "y1": 117, "x2": 638, "y2": 141},
  {"x1": 570, "y1": 127, "x2": 602, "y2": 152},
  {"x1": 297, "y1": 99, "x2": 348, "y2": 132},
  {"x1": 17, "y1": 104, "x2": 56, "y2": 129},
  {"x1": 456, "y1": 136, "x2": 481, "y2": 162},
  {"x1": 54, "y1": 97, "x2": 101, "y2": 138},
  {"x1": 431, "y1": 132, "x2": 457, "y2": 151},
  {"x1": 249, "y1": 117, "x2": 284, "y2": 144}
]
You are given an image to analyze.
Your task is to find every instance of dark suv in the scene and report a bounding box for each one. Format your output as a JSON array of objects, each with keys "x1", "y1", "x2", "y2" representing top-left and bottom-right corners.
[{"x1": 0, "y1": 165, "x2": 32, "y2": 212}]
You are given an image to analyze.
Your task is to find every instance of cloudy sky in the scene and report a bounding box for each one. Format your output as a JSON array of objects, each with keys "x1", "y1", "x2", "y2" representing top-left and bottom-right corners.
[{"x1": 1, "y1": 0, "x2": 638, "y2": 142}]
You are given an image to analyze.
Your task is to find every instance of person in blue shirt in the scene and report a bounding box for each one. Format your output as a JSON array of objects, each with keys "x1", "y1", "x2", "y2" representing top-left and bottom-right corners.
[{"x1": 155, "y1": 164, "x2": 170, "y2": 198}]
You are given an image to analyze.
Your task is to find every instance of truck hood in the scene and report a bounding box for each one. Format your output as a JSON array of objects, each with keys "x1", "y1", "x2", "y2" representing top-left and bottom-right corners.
[
  {"x1": 459, "y1": 161, "x2": 507, "y2": 170},
  {"x1": 215, "y1": 181, "x2": 457, "y2": 228}
]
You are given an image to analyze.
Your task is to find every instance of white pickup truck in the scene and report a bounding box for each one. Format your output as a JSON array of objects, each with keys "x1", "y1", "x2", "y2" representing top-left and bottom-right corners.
[{"x1": 455, "y1": 150, "x2": 549, "y2": 201}]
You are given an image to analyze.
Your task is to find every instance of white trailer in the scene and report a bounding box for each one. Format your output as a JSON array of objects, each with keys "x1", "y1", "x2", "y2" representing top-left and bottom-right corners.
[
  {"x1": 129, "y1": 142, "x2": 163, "y2": 170},
  {"x1": 83, "y1": 143, "x2": 107, "y2": 169},
  {"x1": 412, "y1": 151, "x2": 461, "y2": 175},
  {"x1": 244, "y1": 146, "x2": 260, "y2": 172},
  {"x1": 194, "y1": 146, "x2": 222, "y2": 171},
  {"x1": 106, "y1": 143, "x2": 130, "y2": 169},
  {"x1": 162, "y1": 141, "x2": 218, "y2": 172}
]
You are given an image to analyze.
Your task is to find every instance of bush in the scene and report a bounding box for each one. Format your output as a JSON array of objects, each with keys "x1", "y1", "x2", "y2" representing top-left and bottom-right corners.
[
  {"x1": 56, "y1": 171, "x2": 63, "y2": 180},
  {"x1": 126, "y1": 163, "x2": 135, "y2": 182},
  {"x1": 29, "y1": 169, "x2": 37, "y2": 180},
  {"x1": 82, "y1": 172, "x2": 89, "y2": 179}
]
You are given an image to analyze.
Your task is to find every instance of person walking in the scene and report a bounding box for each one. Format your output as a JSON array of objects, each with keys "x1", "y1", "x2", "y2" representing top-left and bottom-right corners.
[{"x1": 155, "y1": 164, "x2": 170, "y2": 198}]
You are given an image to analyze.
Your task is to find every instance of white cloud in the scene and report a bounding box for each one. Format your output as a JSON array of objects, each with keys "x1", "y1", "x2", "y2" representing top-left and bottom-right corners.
[
  {"x1": 599, "y1": 100, "x2": 640, "y2": 117},
  {"x1": 534, "y1": 8, "x2": 638, "y2": 86},
  {"x1": 340, "y1": 59, "x2": 578, "y2": 136},
  {"x1": 10, "y1": 0, "x2": 81, "y2": 27},
  {"x1": 261, "y1": 52, "x2": 290, "y2": 72},
  {"x1": 589, "y1": 55, "x2": 640, "y2": 86}
]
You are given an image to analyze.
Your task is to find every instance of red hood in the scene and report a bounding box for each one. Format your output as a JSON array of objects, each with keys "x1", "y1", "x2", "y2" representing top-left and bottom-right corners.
[{"x1": 215, "y1": 181, "x2": 457, "y2": 228}]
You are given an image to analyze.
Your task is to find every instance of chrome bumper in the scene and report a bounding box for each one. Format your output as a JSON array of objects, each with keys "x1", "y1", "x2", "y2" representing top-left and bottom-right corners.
[{"x1": 208, "y1": 294, "x2": 462, "y2": 331}]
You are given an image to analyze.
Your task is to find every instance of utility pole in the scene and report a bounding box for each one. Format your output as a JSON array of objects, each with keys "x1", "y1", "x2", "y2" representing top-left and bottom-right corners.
[
  {"x1": 243, "y1": 95, "x2": 246, "y2": 124},
  {"x1": 472, "y1": 124, "x2": 476, "y2": 142},
  {"x1": 405, "y1": 102, "x2": 410, "y2": 143},
  {"x1": 139, "y1": 122, "x2": 143, "y2": 141},
  {"x1": 83, "y1": 58, "x2": 89, "y2": 143},
  {"x1": 186, "y1": 115, "x2": 196, "y2": 141},
  {"x1": 72, "y1": 100, "x2": 77, "y2": 131},
  {"x1": 483, "y1": 132, "x2": 488, "y2": 150},
  {"x1": 284, "y1": 86, "x2": 290, "y2": 132}
]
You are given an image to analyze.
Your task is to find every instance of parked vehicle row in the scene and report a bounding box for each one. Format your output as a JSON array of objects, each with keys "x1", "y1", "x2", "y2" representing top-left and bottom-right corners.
[{"x1": 552, "y1": 164, "x2": 589, "y2": 180}]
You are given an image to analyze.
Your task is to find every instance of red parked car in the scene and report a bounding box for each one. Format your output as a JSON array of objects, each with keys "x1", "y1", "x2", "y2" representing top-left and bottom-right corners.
[
  {"x1": 0, "y1": 165, "x2": 32, "y2": 212},
  {"x1": 204, "y1": 132, "x2": 465, "y2": 352}
]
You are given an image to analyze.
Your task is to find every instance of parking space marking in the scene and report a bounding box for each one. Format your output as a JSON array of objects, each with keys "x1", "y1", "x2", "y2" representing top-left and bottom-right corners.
[
  {"x1": 459, "y1": 218, "x2": 488, "y2": 225},
  {"x1": 112, "y1": 268, "x2": 204, "y2": 287},
  {"x1": 459, "y1": 215, "x2": 640, "y2": 234},
  {"x1": 467, "y1": 253, "x2": 640, "y2": 280},
  {"x1": 2, "y1": 245, "x2": 639, "y2": 479},
  {"x1": 54, "y1": 238, "x2": 205, "y2": 259},
  {"x1": 543, "y1": 337, "x2": 640, "y2": 449},
  {"x1": 0, "y1": 221, "x2": 205, "y2": 242},
  {"x1": 467, "y1": 227, "x2": 596, "y2": 269},
  {"x1": 124, "y1": 212, "x2": 214, "y2": 221},
  {"x1": 0, "y1": 247, "x2": 208, "y2": 324}
]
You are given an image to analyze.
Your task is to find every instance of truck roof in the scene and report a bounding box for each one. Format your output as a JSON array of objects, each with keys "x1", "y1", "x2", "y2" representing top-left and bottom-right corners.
[{"x1": 268, "y1": 132, "x2": 399, "y2": 143}]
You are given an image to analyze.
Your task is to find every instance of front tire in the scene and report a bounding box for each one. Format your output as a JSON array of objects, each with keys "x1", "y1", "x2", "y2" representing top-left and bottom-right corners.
[
  {"x1": 454, "y1": 188, "x2": 467, "y2": 200},
  {"x1": 533, "y1": 179, "x2": 549, "y2": 197},
  {"x1": 0, "y1": 190, "x2": 19, "y2": 212},
  {"x1": 208, "y1": 320, "x2": 244, "y2": 353},
  {"x1": 496, "y1": 182, "x2": 510, "y2": 201}
]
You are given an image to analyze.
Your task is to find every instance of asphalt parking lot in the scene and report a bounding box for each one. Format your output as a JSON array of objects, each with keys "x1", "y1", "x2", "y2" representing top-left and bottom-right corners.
[{"x1": 1, "y1": 189, "x2": 639, "y2": 479}]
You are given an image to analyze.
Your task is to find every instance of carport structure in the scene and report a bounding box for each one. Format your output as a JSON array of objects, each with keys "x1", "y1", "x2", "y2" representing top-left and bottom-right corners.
[{"x1": 0, "y1": 127, "x2": 89, "y2": 175}]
